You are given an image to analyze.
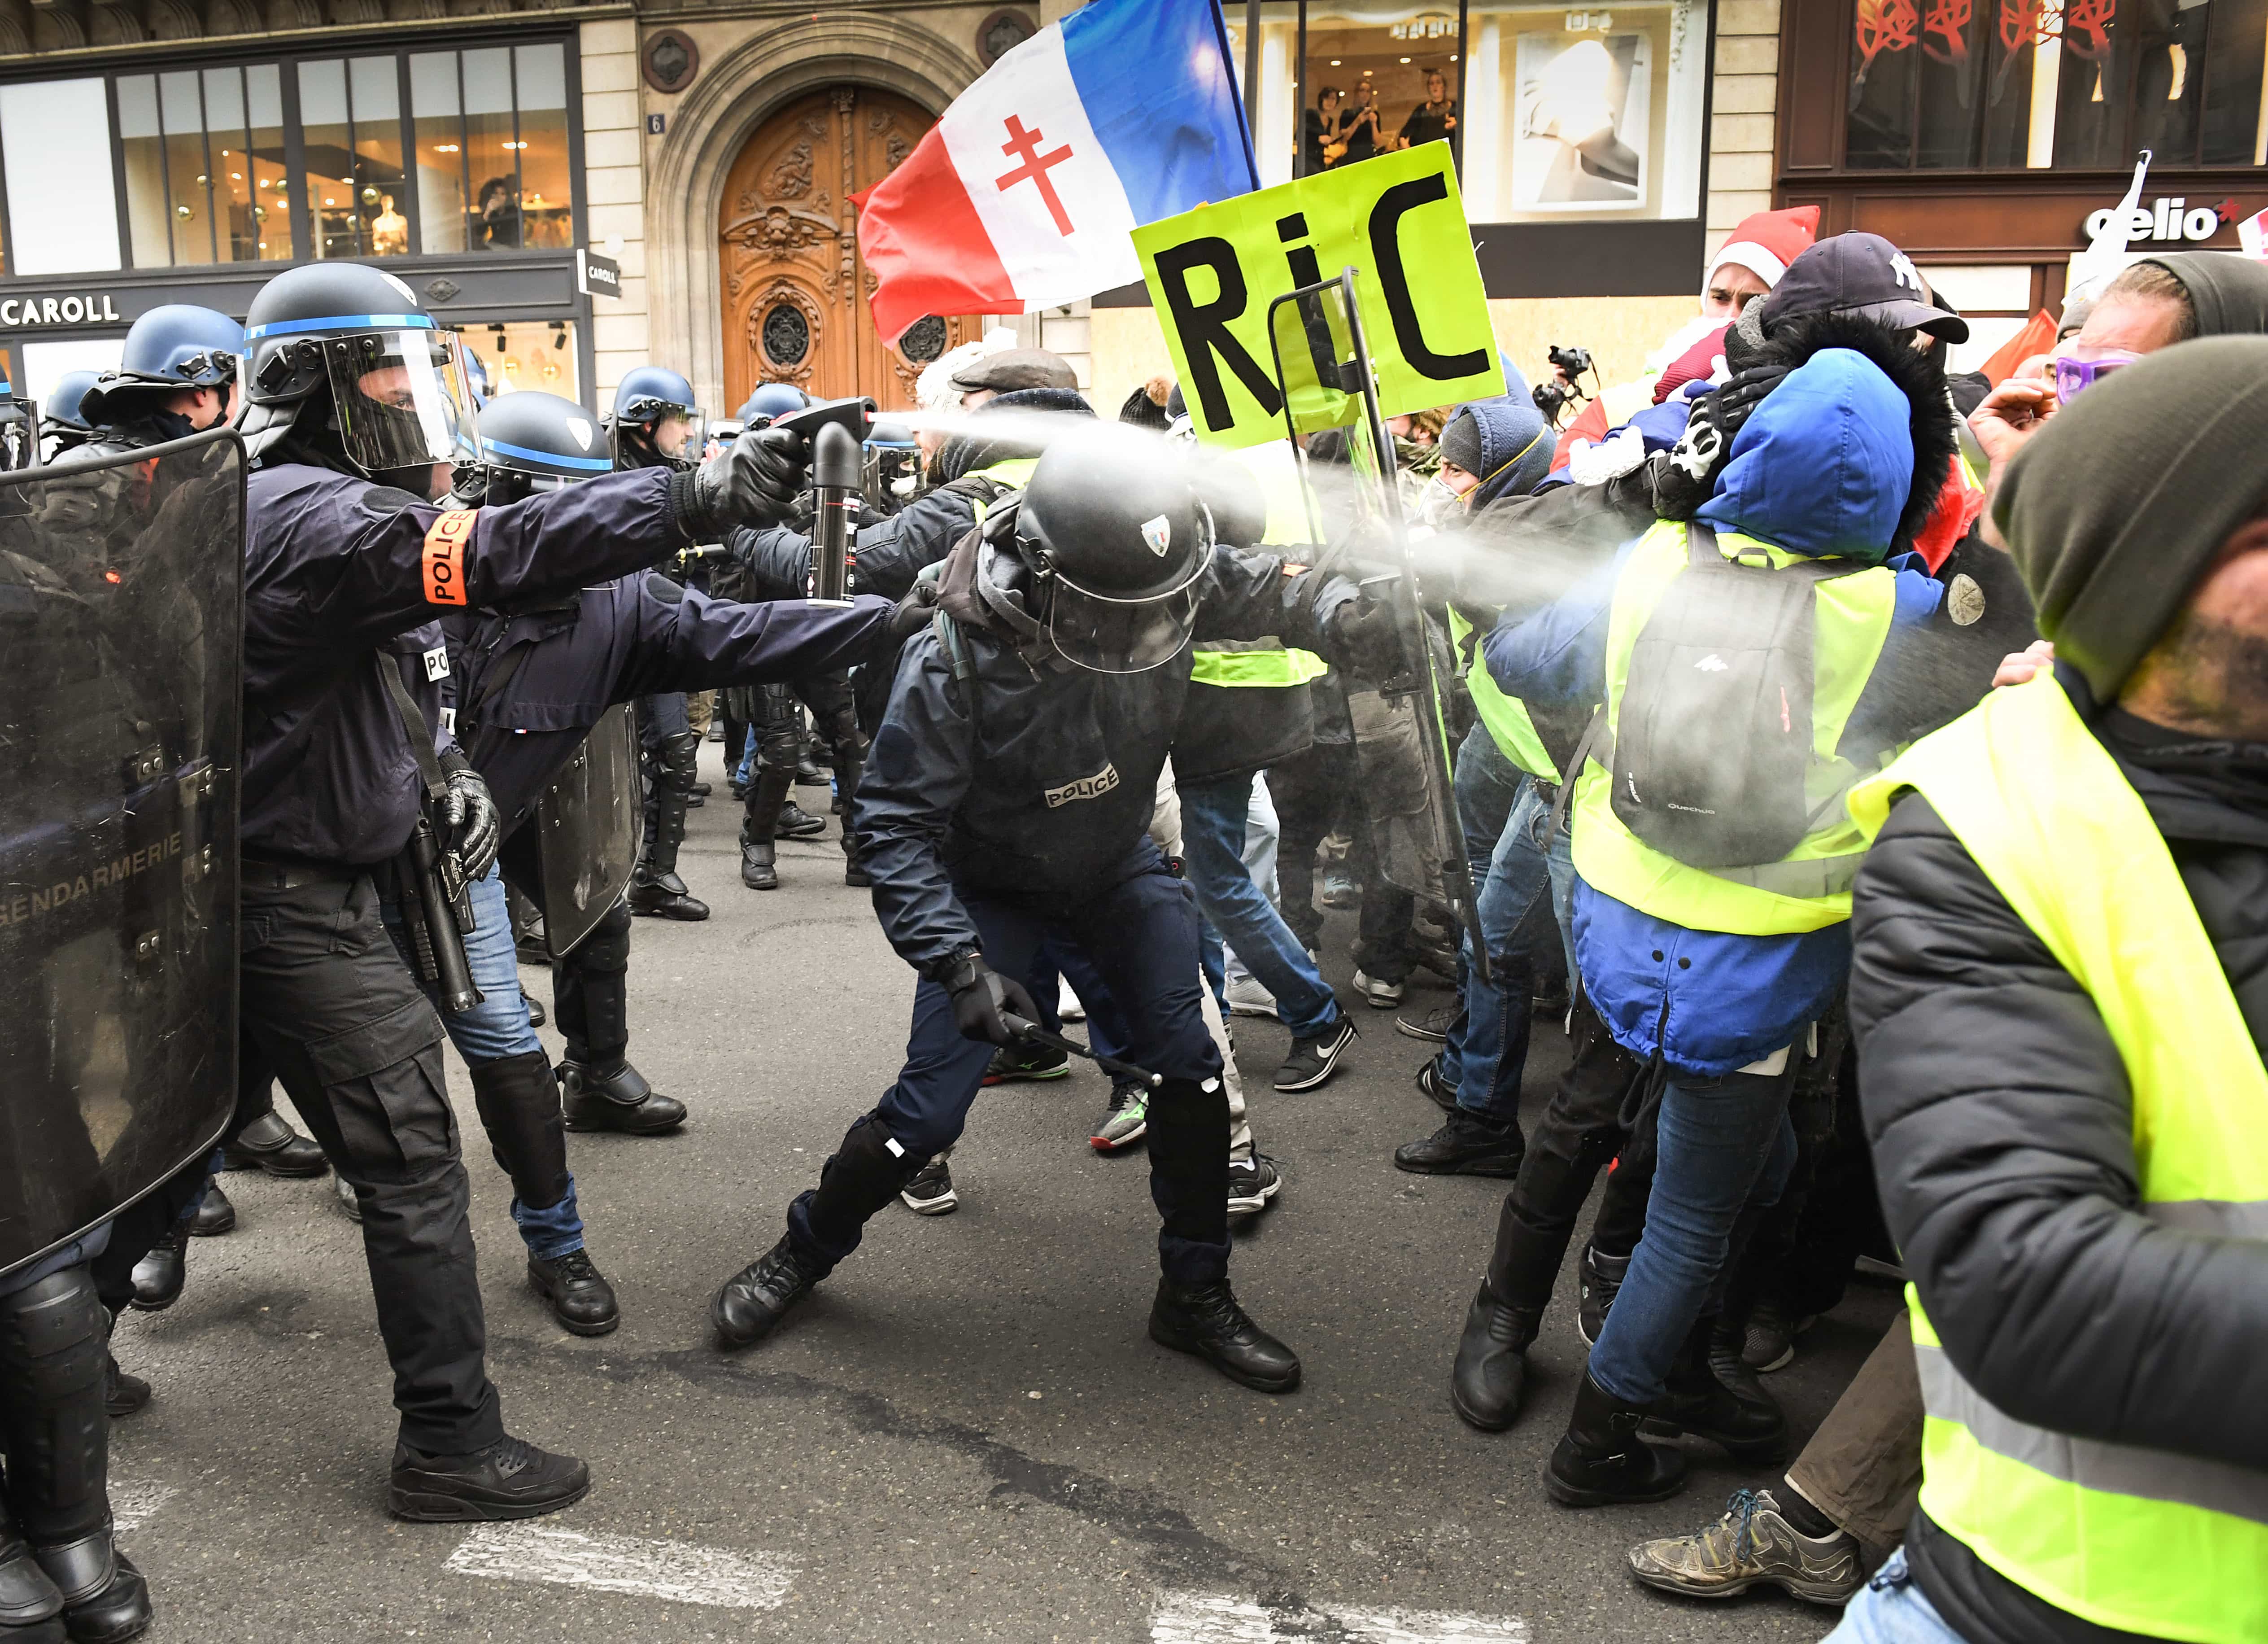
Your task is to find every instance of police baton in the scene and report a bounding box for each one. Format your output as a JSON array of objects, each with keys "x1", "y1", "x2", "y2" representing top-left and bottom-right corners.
[
  {"x1": 397, "y1": 815, "x2": 483, "y2": 1014},
  {"x1": 1001, "y1": 1014, "x2": 1163, "y2": 1090}
]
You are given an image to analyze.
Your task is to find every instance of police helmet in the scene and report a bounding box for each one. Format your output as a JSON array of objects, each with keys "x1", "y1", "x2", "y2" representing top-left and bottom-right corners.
[
  {"x1": 737, "y1": 381, "x2": 809, "y2": 427},
  {"x1": 991, "y1": 425, "x2": 1213, "y2": 674},
  {"x1": 79, "y1": 304, "x2": 244, "y2": 425},
  {"x1": 240, "y1": 262, "x2": 471, "y2": 475},
  {"x1": 611, "y1": 366, "x2": 704, "y2": 468},
  {"x1": 471, "y1": 391, "x2": 613, "y2": 503},
  {"x1": 41, "y1": 370, "x2": 101, "y2": 443}
]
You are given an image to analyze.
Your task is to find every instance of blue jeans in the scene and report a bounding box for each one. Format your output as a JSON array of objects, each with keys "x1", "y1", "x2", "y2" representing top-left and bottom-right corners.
[
  {"x1": 1824, "y1": 1550, "x2": 1971, "y2": 1643},
  {"x1": 1179, "y1": 772, "x2": 1341, "y2": 1039},
  {"x1": 382, "y1": 866, "x2": 584, "y2": 1260},
  {"x1": 1587, "y1": 1050, "x2": 1800, "y2": 1405},
  {"x1": 1441, "y1": 773, "x2": 1572, "y2": 1124}
]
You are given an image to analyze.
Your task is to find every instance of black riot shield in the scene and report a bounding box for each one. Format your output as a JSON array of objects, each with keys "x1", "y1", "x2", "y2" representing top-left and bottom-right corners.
[
  {"x1": 0, "y1": 428, "x2": 244, "y2": 1281},
  {"x1": 1265, "y1": 273, "x2": 1487, "y2": 979},
  {"x1": 536, "y1": 702, "x2": 644, "y2": 955}
]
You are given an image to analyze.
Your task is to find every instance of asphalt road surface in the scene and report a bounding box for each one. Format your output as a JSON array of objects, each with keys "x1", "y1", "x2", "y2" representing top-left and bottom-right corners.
[{"x1": 113, "y1": 746, "x2": 1893, "y2": 1642}]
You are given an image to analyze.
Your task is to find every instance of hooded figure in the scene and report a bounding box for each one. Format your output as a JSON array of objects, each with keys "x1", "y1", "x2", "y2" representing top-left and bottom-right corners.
[
  {"x1": 2139, "y1": 249, "x2": 2268, "y2": 337},
  {"x1": 1439, "y1": 394, "x2": 1556, "y2": 513}
]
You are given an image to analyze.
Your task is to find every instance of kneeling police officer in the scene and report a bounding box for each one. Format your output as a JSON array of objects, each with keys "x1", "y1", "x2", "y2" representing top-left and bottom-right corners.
[
  {"x1": 233, "y1": 262, "x2": 800, "y2": 1517},
  {"x1": 710, "y1": 426, "x2": 1396, "y2": 1391}
]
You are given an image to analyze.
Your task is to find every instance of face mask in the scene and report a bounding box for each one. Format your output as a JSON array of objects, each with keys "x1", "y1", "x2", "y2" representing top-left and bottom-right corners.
[{"x1": 1416, "y1": 474, "x2": 1467, "y2": 528}]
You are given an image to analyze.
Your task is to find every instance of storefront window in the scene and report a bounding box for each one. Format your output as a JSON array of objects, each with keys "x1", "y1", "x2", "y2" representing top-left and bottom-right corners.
[
  {"x1": 464, "y1": 48, "x2": 520, "y2": 251},
  {"x1": 1235, "y1": 2, "x2": 1709, "y2": 220},
  {"x1": 1845, "y1": 0, "x2": 2268, "y2": 170},
  {"x1": 2, "y1": 79, "x2": 122, "y2": 276},
  {"x1": 116, "y1": 66, "x2": 292, "y2": 266},
  {"x1": 411, "y1": 51, "x2": 470, "y2": 255},
  {"x1": 299, "y1": 57, "x2": 410, "y2": 260},
  {"x1": 460, "y1": 319, "x2": 579, "y2": 403},
  {"x1": 515, "y1": 45, "x2": 572, "y2": 250}
]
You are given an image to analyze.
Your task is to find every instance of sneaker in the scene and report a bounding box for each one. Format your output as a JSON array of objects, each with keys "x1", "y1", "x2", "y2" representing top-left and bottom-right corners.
[
  {"x1": 900, "y1": 1155, "x2": 958, "y2": 1215},
  {"x1": 1413, "y1": 1055, "x2": 1459, "y2": 1113},
  {"x1": 106, "y1": 1354, "x2": 151, "y2": 1420},
  {"x1": 1741, "y1": 1297, "x2": 1816, "y2": 1374},
  {"x1": 1317, "y1": 870, "x2": 1361, "y2": 911},
  {"x1": 1395, "y1": 1004, "x2": 1457, "y2": 1043},
  {"x1": 388, "y1": 1434, "x2": 590, "y2": 1522},
  {"x1": 1392, "y1": 1110, "x2": 1525, "y2": 1177},
  {"x1": 981, "y1": 1043, "x2": 1071, "y2": 1085},
  {"x1": 1222, "y1": 974, "x2": 1279, "y2": 1019},
  {"x1": 1626, "y1": 1489, "x2": 1864, "y2": 1605},
  {"x1": 1226, "y1": 1154, "x2": 1282, "y2": 1217},
  {"x1": 1351, "y1": 969, "x2": 1404, "y2": 1009},
  {"x1": 1058, "y1": 978, "x2": 1086, "y2": 1023},
  {"x1": 1090, "y1": 1081, "x2": 1148, "y2": 1152},
  {"x1": 1274, "y1": 1014, "x2": 1356, "y2": 1092},
  {"x1": 1578, "y1": 1241, "x2": 1628, "y2": 1347}
]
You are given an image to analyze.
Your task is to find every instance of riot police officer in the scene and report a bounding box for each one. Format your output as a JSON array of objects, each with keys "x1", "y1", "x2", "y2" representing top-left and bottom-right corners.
[
  {"x1": 709, "y1": 425, "x2": 1397, "y2": 1392},
  {"x1": 229, "y1": 262, "x2": 800, "y2": 1517},
  {"x1": 609, "y1": 367, "x2": 713, "y2": 920},
  {"x1": 427, "y1": 391, "x2": 898, "y2": 1331},
  {"x1": 74, "y1": 304, "x2": 244, "y2": 453}
]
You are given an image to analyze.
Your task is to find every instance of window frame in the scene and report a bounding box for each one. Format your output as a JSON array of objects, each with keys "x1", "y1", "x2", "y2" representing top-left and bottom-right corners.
[{"x1": 0, "y1": 24, "x2": 583, "y2": 278}]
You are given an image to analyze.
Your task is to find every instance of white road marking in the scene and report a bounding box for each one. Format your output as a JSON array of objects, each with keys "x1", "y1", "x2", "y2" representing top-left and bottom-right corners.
[
  {"x1": 444, "y1": 1524, "x2": 796, "y2": 1610},
  {"x1": 110, "y1": 1482, "x2": 178, "y2": 1534},
  {"x1": 1151, "y1": 1590, "x2": 1527, "y2": 1644}
]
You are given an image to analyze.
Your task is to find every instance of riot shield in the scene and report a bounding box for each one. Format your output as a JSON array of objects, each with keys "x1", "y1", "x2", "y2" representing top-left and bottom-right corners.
[
  {"x1": 1265, "y1": 273, "x2": 1486, "y2": 979},
  {"x1": 536, "y1": 702, "x2": 644, "y2": 955},
  {"x1": 0, "y1": 428, "x2": 244, "y2": 1281}
]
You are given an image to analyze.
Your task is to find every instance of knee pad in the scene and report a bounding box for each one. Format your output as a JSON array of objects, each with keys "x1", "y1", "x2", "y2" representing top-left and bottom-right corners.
[
  {"x1": 468, "y1": 1050, "x2": 571, "y2": 1211},
  {"x1": 566, "y1": 901, "x2": 632, "y2": 975},
  {"x1": 0, "y1": 1267, "x2": 105, "y2": 1398}
]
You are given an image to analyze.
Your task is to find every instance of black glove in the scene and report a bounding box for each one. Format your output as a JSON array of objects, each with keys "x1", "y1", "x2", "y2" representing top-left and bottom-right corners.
[
  {"x1": 440, "y1": 767, "x2": 501, "y2": 880},
  {"x1": 672, "y1": 426, "x2": 807, "y2": 540},
  {"x1": 1652, "y1": 365, "x2": 1788, "y2": 520},
  {"x1": 888, "y1": 578, "x2": 941, "y2": 643},
  {"x1": 939, "y1": 954, "x2": 1040, "y2": 1047},
  {"x1": 1326, "y1": 597, "x2": 1409, "y2": 681}
]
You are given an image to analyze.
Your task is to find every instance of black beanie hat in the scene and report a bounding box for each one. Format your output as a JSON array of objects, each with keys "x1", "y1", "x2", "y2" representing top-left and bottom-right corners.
[
  {"x1": 1439, "y1": 407, "x2": 1485, "y2": 477},
  {"x1": 1995, "y1": 335, "x2": 2268, "y2": 701}
]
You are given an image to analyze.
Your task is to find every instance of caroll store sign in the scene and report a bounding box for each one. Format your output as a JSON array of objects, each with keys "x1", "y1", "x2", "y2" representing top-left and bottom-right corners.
[{"x1": 0, "y1": 292, "x2": 124, "y2": 327}]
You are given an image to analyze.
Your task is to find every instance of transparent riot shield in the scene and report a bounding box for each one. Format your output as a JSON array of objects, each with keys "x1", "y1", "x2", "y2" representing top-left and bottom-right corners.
[
  {"x1": 1265, "y1": 273, "x2": 1486, "y2": 979},
  {"x1": 535, "y1": 702, "x2": 644, "y2": 955},
  {"x1": 0, "y1": 428, "x2": 244, "y2": 1280}
]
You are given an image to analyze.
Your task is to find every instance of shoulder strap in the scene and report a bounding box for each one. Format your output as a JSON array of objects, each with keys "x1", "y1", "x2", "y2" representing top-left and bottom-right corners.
[{"x1": 375, "y1": 651, "x2": 450, "y2": 803}]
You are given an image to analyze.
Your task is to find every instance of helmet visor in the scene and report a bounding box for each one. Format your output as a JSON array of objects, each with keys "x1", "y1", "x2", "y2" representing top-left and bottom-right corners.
[
  {"x1": 321, "y1": 327, "x2": 475, "y2": 474},
  {"x1": 1043, "y1": 556, "x2": 1209, "y2": 674}
]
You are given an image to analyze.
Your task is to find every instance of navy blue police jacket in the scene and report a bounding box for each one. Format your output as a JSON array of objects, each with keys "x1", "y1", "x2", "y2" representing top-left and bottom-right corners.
[
  {"x1": 443, "y1": 574, "x2": 892, "y2": 836},
  {"x1": 241, "y1": 462, "x2": 693, "y2": 866},
  {"x1": 857, "y1": 546, "x2": 1356, "y2": 977},
  {"x1": 726, "y1": 472, "x2": 1013, "y2": 604}
]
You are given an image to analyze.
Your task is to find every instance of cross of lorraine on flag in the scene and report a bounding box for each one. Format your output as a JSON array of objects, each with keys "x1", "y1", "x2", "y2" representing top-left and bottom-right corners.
[{"x1": 853, "y1": 0, "x2": 1258, "y2": 346}]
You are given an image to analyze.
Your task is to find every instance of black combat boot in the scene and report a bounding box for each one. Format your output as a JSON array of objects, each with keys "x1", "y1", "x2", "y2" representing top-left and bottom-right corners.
[
  {"x1": 0, "y1": 1269, "x2": 153, "y2": 1642},
  {"x1": 187, "y1": 1184, "x2": 234, "y2": 1238},
  {"x1": 1577, "y1": 1240, "x2": 1629, "y2": 1346},
  {"x1": 527, "y1": 1251, "x2": 619, "y2": 1338},
  {"x1": 1147, "y1": 1279, "x2": 1301, "y2": 1393},
  {"x1": 558, "y1": 1059, "x2": 686, "y2": 1134},
  {"x1": 628, "y1": 730, "x2": 708, "y2": 920},
  {"x1": 125, "y1": 1227, "x2": 185, "y2": 1315},
  {"x1": 738, "y1": 766, "x2": 795, "y2": 892},
  {"x1": 777, "y1": 800, "x2": 828, "y2": 838},
  {"x1": 1642, "y1": 1312, "x2": 1786, "y2": 1461},
  {"x1": 0, "y1": 1511, "x2": 64, "y2": 1642},
  {"x1": 220, "y1": 1110, "x2": 328, "y2": 1178},
  {"x1": 711, "y1": 1236, "x2": 827, "y2": 1350},
  {"x1": 1544, "y1": 1371, "x2": 1689, "y2": 1508},
  {"x1": 1449, "y1": 1283, "x2": 1543, "y2": 1431},
  {"x1": 387, "y1": 1435, "x2": 589, "y2": 1523}
]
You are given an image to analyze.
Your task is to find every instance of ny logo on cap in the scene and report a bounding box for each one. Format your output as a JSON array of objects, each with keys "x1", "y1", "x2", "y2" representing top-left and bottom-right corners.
[{"x1": 1889, "y1": 251, "x2": 1923, "y2": 294}]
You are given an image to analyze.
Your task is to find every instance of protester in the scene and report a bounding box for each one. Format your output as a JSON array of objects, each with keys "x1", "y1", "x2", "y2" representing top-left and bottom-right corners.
[{"x1": 1831, "y1": 338, "x2": 2268, "y2": 1644}]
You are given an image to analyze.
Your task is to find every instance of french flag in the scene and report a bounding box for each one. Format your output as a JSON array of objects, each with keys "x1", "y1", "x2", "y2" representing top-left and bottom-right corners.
[{"x1": 855, "y1": 0, "x2": 1256, "y2": 345}]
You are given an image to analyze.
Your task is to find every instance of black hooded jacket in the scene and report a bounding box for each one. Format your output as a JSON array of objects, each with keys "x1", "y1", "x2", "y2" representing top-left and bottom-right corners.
[{"x1": 1853, "y1": 663, "x2": 2268, "y2": 1644}]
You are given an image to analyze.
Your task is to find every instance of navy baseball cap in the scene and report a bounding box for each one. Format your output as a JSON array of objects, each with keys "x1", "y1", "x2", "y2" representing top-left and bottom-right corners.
[{"x1": 1759, "y1": 233, "x2": 1970, "y2": 343}]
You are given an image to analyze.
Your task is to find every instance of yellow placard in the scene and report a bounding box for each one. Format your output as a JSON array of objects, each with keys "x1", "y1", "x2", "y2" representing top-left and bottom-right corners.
[{"x1": 1132, "y1": 143, "x2": 1502, "y2": 449}]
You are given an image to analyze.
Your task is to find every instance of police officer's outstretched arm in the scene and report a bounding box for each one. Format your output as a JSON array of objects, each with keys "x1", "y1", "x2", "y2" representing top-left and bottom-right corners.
[{"x1": 611, "y1": 576, "x2": 900, "y2": 701}]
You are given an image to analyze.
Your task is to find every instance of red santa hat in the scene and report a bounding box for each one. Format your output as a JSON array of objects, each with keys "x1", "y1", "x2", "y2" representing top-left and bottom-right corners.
[{"x1": 1704, "y1": 205, "x2": 1820, "y2": 293}]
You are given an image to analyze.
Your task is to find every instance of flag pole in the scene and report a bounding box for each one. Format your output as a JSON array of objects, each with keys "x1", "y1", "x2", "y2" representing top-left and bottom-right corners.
[{"x1": 1243, "y1": 0, "x2": 1261, "y2": 130}]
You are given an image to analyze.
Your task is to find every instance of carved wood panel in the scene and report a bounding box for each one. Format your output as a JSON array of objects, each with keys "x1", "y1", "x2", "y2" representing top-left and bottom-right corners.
[{"x1": 718, "y1": 86, "x2": 979, "y2": 415}]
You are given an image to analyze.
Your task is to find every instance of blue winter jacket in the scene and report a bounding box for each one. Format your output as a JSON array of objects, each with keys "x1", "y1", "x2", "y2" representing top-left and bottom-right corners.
[{"x1": 1483, "y1": 349, "x2": 1946, "y2": 1075}]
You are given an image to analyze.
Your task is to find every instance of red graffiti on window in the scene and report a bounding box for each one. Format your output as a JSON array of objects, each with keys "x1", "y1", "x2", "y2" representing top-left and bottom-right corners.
[
  {"x1": 2061, "y1": 0, "x2": 2114, "y2": 59},
  {"x1": 1855, "y1": 0, "x2": 1922, "y2": 89},
  {"x1": 1923, "y1": 0, "x2": 1973, "y2": 66}
]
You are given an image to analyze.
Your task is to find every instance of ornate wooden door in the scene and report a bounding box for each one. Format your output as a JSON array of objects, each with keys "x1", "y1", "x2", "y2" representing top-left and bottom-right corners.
[{"x1": 719, "y1": 87, "x2": 981, "y2": 414}]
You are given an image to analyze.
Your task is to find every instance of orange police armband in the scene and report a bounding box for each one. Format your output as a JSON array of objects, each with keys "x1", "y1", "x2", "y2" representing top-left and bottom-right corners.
[{"x1": 422, "y1": 508, "x2": 477, "y2": 606}]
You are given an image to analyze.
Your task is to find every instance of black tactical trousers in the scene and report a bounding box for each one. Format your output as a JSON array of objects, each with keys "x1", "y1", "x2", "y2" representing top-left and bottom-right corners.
[{"x1": 236, "y1": 865, "x2": 502, "y2": 1456}]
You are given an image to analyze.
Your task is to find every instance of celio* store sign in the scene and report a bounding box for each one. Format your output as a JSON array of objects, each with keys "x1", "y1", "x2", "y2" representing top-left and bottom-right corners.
[{"x1": 0, "y1": 291, "x2": 126, "y2": 328}]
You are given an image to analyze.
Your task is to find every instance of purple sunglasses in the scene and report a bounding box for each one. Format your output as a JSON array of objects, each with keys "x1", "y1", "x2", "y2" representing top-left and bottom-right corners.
[{"x1": 2053, "y1": 350, "x2": 2140, "y2": 403}]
